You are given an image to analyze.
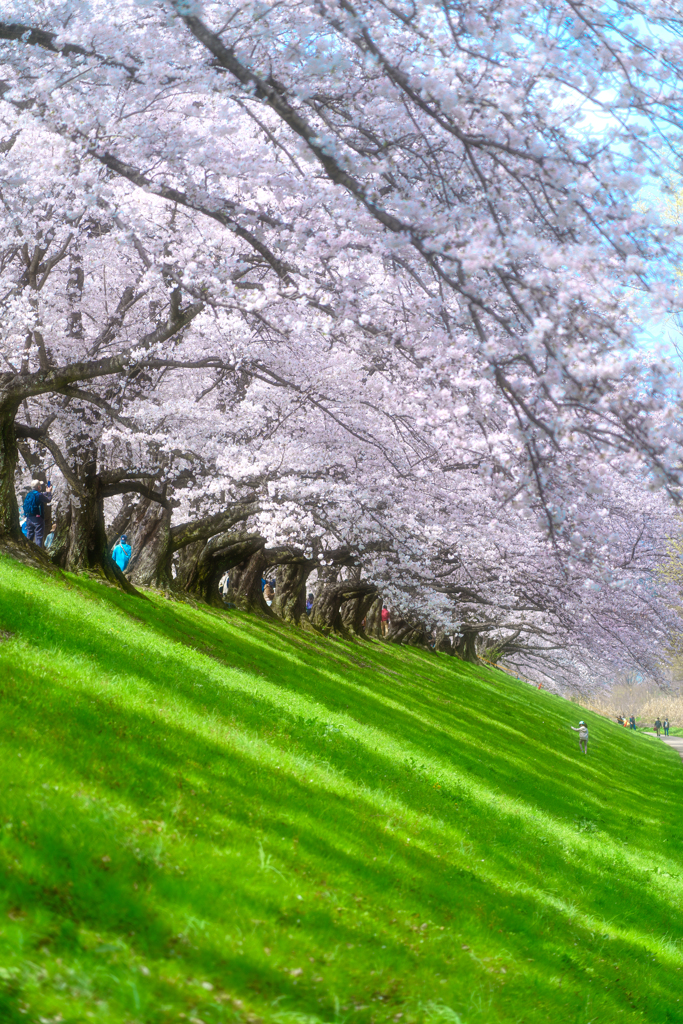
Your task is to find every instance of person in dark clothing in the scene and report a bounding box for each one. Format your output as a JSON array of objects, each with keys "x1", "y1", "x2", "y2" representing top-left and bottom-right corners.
[
  {"x1": 654, "y1": 717, "x2": 662, "y2": 738},
  {"x1": 664, "y1": 718, "x2": 670, "y2": 737},
  {"x1": 22, "y1": 479, "x2": 53, "y2": 547},
  {"x1": 306, "y1": 593, "x2": 314, "y2": 614},
  {"x1": 629, "y1": 715, "x2": 636, "y2": 731}
]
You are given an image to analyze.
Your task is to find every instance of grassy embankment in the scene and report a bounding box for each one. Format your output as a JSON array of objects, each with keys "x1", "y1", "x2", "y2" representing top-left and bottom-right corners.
[{"x1": 1, "y1": 554, "x2": 683, "y2": 1024}]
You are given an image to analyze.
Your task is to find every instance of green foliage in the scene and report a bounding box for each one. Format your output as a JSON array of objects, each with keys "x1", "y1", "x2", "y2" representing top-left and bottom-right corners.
[{"x1": 0, "y1": 556, "x2": 682, "y2": 1023}]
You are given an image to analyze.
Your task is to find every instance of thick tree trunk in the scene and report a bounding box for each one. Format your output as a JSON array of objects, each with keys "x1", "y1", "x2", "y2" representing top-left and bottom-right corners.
[
  {"x1": 0, "y1": 399, "x2": 21, "y2": 539},
  {"x1": 49, "y1": 479, "x2": 137, "y2": 592},
  {"x1": 309, "y1": 585, "x2": 342, "y2": 632},
  {"x1": 364, "y1": 597, "x2": 383, "y2": 638},
  {"x1": 1, "y1": 405, "x2": 56, "y2": 569},
  {"x1": 227, "y1": 545, "x2": 271, "y2": 614},
  {"x1": 125, "y1": 500, "x2": 173, "y2": 588},
  {"x1": 386, "y1": 618, "x2": 428, "y2": 647},
  {"x1": 310, "y1": 581, "x2": 378, "y2": 634},
  {"x1": 434, "y1": 629, "x2": 454, "y2": 654},
  {"x1": 271, "y1": 559, "x2": 314, "y2": 624},
  {"x1": 13, "y1": 416, "x2": 127, "y2": 585},
  {"x1": 178, "y1": 532, "x2": 264, "y2": 605},
  {"x1": 53, "y1": 486, "x2": 99, "y2": 572},
  {"x1": 454, "y1": 628, "x2": 481, "y2": 663},
  {"x1": 47, "y1": 435, "x2": 101, "y2": 575},
  {"x1": 175, "y1": 539, "x2": 203, "y2": 592},
  {"x1": 48, "y1": 505, "x2": 71, "y2": 561},
  {"x1": 339, "y1": 587, "x2": 379, "y2": 637},
  {"x1": 169, "y1": 499, "x2": 261, "y2": 601},
  {"x1": 405, "y1": 624, "x2": 428, "y2": 647},
  {"x1": 384, "y1": 617, "x2": 409, "y2": 643}
]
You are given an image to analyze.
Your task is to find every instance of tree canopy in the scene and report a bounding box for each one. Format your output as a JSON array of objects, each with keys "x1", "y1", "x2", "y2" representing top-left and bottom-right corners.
[{"x1": 1, "y1": 0, "x2": 683, "y2": 686}]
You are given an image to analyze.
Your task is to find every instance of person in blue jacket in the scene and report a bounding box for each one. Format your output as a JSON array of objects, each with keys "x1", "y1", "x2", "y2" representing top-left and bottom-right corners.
[
  {"x1": 22, "y1": 479, "x2": 53, "y2": 547},
  {"x1": 112, "y1": 534, "x2": 132, "y2": 571}
]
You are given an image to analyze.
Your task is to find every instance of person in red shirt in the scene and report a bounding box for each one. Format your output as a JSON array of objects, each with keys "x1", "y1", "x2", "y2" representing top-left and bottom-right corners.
[{"x1": 381, "y1": 605, "x2": 390, "y2": 637}]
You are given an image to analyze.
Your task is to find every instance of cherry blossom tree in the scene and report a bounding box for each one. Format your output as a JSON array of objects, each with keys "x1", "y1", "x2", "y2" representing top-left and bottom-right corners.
[{"x1": 2, "y1": 1, "x2": 683, "y2": 687}]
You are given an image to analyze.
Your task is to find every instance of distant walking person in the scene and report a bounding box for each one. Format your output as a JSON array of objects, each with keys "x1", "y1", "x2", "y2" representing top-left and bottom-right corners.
[
  {"x1": 571, "y1": 720, "x2": 589, "y2": 754},
  {"x1": 381, "y1": 605, "x2": 390, "y2": 637},
  {"x1": 654, "y1": 717, "x2": 662, "y2": 739},
  {"x1": 629, "y1": 715, "x2": 636, "y2": 731},
  {"x1": 306, "y1": 593, "x2": 314, "y2": 615},
  {"x1": 112, "y1": 534, "x2": 132, "y2": 571},
  {"x1": 664, "y1": 718, "x2": 670, "y2": 737},
  {"x1": 22, "y1": 479, "x2": 53, "y2": 547}
]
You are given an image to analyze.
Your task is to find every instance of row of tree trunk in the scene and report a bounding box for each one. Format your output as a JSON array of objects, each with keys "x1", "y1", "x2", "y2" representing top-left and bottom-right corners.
[
  {"x1": 7, "y1": 464, "x2": 468, "y2": 651},
  {"x1": 66, "y1": 490, "x2": 451, "y2": 645},
  {"x1": 118, "y1": 499, "x2": 391, "y2": 636}
]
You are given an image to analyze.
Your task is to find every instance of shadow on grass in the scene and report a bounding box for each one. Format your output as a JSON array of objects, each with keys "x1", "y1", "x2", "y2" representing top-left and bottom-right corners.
[
  {"x1": 0, "y1": 560, "x2": 682, "y2": 1022},
  {"x1": 16, "y1": 572, "x2": 682, "y2": 856},
  {"x1": 1, "y1": 673, "x2": 680, "y2": 1018}
]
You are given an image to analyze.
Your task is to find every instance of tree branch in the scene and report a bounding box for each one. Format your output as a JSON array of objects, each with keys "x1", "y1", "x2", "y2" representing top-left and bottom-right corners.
[{"x1": 170, "y1": 499, "x2": 259, "y2": 552}]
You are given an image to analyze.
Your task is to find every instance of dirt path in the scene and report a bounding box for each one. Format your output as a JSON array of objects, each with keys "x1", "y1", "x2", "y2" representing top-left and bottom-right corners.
[{"x1": 659, "y1": 736, "x2": 683, "y2": 761}]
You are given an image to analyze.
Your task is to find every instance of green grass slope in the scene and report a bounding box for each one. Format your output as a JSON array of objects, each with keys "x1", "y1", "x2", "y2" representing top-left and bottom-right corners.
[{"x1": 0, "y1": 556, "x2": 682, "y2": 1024}]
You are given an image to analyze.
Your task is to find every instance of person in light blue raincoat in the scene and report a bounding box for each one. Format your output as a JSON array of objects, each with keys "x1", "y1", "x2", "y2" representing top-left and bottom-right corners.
[{"x1": 112, "y1": 534, "x2": 132, "y2": 571}]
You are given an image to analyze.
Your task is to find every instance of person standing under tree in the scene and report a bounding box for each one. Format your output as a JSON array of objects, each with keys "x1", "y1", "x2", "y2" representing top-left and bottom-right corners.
[
  {"x1": 381, "y1": 605, "x2": 390, "y2": 637},
  {"x1": 571, "y1": 721, "x2": 589, "y2": 754},
  {"x1": 112, "y1": 535, "x2": 132, "y2": 571},
  {"x1": 22, "y1": 479, "x2": 53, "y2": 547}
]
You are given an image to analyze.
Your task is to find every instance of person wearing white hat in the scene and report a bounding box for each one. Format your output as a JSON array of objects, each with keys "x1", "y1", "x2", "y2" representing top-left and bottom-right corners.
[{"x1": 571, "y1": 721, "x2": 589, "y2": 754}]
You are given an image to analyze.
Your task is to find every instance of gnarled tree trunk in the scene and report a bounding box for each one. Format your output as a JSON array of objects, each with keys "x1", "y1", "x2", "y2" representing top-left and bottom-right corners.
[
  {"x1": 339, "y1": 587, "x2": 379, "y2": 637},
  {"x1": 51, "y1": 496, "x2": 132, "y2": 590},
  {"x1": 271, "y1": 558, "x2": 315, "y2": 624},
  {"x1": 14, "y1": 415, "x2": 139, "y2": 591},
  {"x1": 0, "y1": 402, "x2": 58, "y2": 570},
  {"x1": 386, "y1": 618, "x2": 428, "y2": 647},
  {"x1": 50, "y1": 478, "x2": 97, "y2": 571},
  {"x1": 125, "y1": 500, "x2": 173, "y2": 588},
  {"x1": 0, "y1": 398, "x2": 21, "y2": 539},
  {"x1": 364, "y1": 597, "x2": 383, "y2": 638},
  {"x1": 179, "y1": 532, "x2": 264, "y2": 606},
  {"x1": 226, "y1": 544, "x2": 270, "y2": 613},
  {"x1": 310, "y1": 580, "x2": 378, "y2": 635},
  {"x1": 454, "y1": 628, "x2": 481, "y2": 663},
  {"x1": 434, "y1": 628, "x2": 454, "y2": 654},
  {"x1": 48, "y1": 477, "x2": 137, "y2": 592}
]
